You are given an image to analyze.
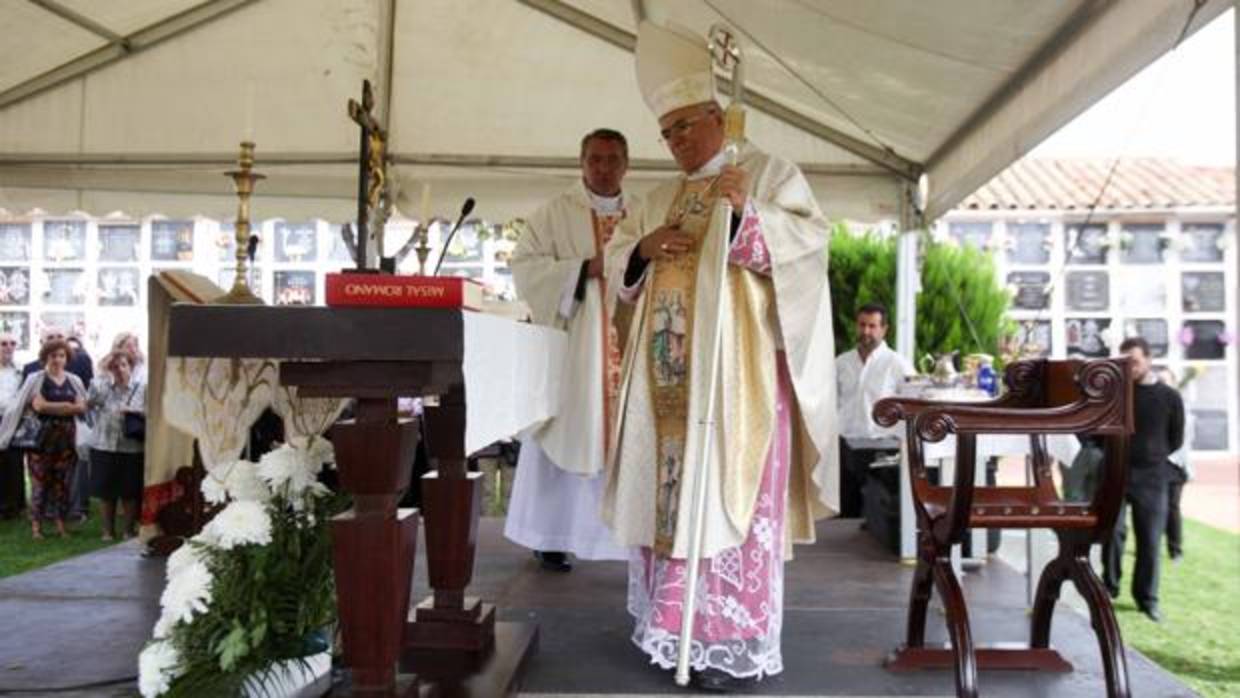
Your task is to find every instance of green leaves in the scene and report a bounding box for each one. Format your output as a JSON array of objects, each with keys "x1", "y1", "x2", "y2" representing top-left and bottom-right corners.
[
  {"x1": 827, "y1": 225, "x2": 1013, "y2": 362},
  {"x1": 164, "y1": 489, "x2": 350, "y2": 694}
]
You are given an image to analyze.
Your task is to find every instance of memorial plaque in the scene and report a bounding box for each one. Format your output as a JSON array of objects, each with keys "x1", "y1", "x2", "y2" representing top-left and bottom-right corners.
[
  {"x1": 98, "y1": 225, "x2": 140, "y2": 262},
  {"x1": 1191, "y1": 409, "x2": 1228, "y2": 451},
  {"x1": 1182, "y1": 272, "x2": 1226, "y2": 312},
  {"x1": 1015, "y1": 319, "x2": 1052, "y2": 357},
  {"x1": 1121, "y1": 224, "x2": 1165, "y2": 264},
  {"x1": 0, "y1": 224, "x2": 32, "y2": 262},
  {"x1": 1065, "y1": 224, "x2": 1108, "y2": 265},
  {"x1": 43, "y1": 220, "x2": 86, "y2": 262},
  {"x1": 1065, "y1": 318, "x2": 1111, "y2": 358},
  {"x1": 151, "y1": 220, "x2": 195, "y2": 261},
  {"x1": 1181, "y1": 223, "x2": 1224, "y2": 263},
  {"x1": 1123, "y1": 319, "x2": 1169, "y2": 358},
  {"x1": 274, "y1": 270, "x2": 316, "y2": 306},
  {"x1": 1008, "y1": 271, "x2": 1051, "y2": 310},
  {"x1": 948, "y1": 221, "x2": 992, "y2": 251},
  {"x1": 275, "y1": 222, "x2": 319, "y2": 263},
  {"x1": 1119, "y1": 269, "x2": 1166, "y2": 314},
  {"x1": 41, "y1": 268, "x2": 86, "y2": 305},
  {"x1": 97, "y1": 267, "x2": 141, "y2": 306},
  {"x1": 1065, "y1": 270, "x2": 1109, "y2": 311},
  {"x1": 1184, "y1": 320, "x2": 1227, "y2": 360},
  {"x1": 0, "y1": 268, "x2": 30, "y2": 306},
  {"x1": 0, "y1": 311, "x2": 30, "y2": 350},
  {"x1": 1007, "y1": 223, "x2": 1051, "y2": 264}
]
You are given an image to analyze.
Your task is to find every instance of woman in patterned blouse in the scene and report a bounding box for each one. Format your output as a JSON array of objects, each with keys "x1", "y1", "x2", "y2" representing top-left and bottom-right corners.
[{"x1": 86, "y1": 352, "x2": 145, "y2": 540}]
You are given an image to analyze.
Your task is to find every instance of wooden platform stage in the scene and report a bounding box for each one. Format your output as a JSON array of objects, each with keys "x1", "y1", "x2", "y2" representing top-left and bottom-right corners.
[{"x1": 0, "y1": 520, "x2": 1196, "y2": 697}]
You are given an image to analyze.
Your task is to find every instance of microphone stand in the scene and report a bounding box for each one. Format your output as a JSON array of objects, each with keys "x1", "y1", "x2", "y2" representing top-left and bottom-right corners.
[{"x1": 433, "y1": 198, "x2": 476, "y2": 276}]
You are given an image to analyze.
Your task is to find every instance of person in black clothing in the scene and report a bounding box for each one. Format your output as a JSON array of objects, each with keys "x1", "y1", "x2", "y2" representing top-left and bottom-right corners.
[{"x1": 1102, "y1": 337, "x2": 1185, "y2": 622}]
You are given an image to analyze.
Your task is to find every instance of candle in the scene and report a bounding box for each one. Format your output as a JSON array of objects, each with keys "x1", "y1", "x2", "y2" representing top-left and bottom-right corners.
[
  {"x1": 420, "y1": 182, "x2": 431, "y2": 225},
  {"x1": 243, "y1": 81, "x2": 255, "y2": 142}
]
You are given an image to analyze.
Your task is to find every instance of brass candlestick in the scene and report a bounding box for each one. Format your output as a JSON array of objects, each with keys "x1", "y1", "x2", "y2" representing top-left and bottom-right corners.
[
  {"x1": 215, "y1": 141, "x2": 266, "y2": 304},
  {"x1": 414, "y1": 222, "x2": 432, "y2": 275}
]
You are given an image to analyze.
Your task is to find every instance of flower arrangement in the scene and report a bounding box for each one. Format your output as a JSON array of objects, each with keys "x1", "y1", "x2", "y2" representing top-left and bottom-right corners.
[{"x1": 138, "y1": 437, "x2": 347, "y2": 697}]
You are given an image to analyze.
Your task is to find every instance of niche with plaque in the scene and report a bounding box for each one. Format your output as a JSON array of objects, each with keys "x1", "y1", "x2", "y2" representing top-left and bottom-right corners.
[
  {"x1": 1181, "y1": 223, "x2": 1225, "y2": 263},
  {"x1": 1066, "y1": 318, "x2": 1111, "y2": 358},
  {"x1": 948, "y1": 221, "x2": 992, "y2": 251},
  {"x1": 1183, "y1": 320, "x2": 1227, "y2": 360},
  {"x1": 1182, "y1": 272, "x2": 1226, "y2": 313},
  {"x1": 1007, "y1": 223, "x2": 1051, "y2": 264},
  {"x1": 1123, "y1": 319, "x2": 1169, "y2": 358},
  {"x1": 1008, "y1": 271, "x2": 1051, "y2": 310},
  {"x1": 1121, "y1": 224, "x2": 1166, "y2": 264},
  {"x1": 1066, "y1": 270, "x2": 1109, "y2": 311},
  {"x1": 1065, "y1": 224, "x2": 1108, "y2": 265}
]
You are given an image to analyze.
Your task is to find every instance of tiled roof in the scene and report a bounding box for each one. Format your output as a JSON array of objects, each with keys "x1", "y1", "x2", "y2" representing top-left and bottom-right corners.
[{"x1": 957, "y1": 158, "x2": 1234, "y2": 211}]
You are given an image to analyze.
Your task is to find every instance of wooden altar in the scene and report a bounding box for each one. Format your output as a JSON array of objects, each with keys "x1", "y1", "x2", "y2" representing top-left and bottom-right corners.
[{"x1": 167, "y1": 304, "x2": 565, "y2": 697}]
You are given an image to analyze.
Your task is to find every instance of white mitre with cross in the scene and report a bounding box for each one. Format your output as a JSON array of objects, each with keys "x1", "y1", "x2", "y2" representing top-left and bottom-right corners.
[{"x1": 635, "y1": 20, "x2": 717, "y2": 119}]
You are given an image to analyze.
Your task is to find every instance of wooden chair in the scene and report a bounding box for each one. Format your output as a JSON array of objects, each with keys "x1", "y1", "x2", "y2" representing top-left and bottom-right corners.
[{"x1": 872, "y1": 358, "x2": 1134, "y2": 698}]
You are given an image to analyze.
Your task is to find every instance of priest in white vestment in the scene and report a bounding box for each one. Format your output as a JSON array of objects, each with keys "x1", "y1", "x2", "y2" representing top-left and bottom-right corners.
[
  {"x1": 602, "y1": 21, "x2": 839, "y2": 691},
  {"x1": 503, "y1": 129, "x2": 636, "y2": 570}
]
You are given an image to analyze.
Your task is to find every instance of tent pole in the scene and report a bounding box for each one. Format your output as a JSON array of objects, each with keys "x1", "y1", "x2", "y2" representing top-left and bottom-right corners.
[{"x1": 895, "y1": 180, "x2": 920, "y2": 561}]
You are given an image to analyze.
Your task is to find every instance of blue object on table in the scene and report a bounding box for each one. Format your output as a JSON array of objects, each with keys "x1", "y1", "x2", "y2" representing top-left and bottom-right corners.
[{"x1": 978, "y1": 363, "x2": 998, "y2": 397}]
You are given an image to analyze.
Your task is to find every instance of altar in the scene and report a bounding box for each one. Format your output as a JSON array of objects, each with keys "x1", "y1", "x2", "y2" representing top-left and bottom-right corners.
[{"x1": 165, "y1": 304, "x2": 565, "y2": 696}]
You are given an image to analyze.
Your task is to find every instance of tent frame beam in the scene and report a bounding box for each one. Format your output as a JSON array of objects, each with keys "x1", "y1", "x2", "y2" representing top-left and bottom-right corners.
[
  {"x1": 0, "y1": 0, "x2": 258, "y2": 110},
  {"x1": 26, "y1": 0, "x2": 123, "y2": 43},
  {"x1": 518, "y1": 0, "x2": 921, "y2": 182},
  {"x1": 0, "y1": 151, "x2": 890, "y2": 177}
]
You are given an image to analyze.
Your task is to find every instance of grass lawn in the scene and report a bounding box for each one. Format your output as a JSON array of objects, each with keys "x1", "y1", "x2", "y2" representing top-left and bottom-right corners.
[
  {"x1": 1112, "y1": 519, "x2": 1240, "y2": 698},
  {"x1": 0, "y1": 500, "x2": 122, "y2": 579}
]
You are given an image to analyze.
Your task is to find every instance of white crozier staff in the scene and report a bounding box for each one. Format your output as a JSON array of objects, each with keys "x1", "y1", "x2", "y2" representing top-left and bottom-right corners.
[{"x1": 674, "y1": 23, "x2": 746, "y2": 688}]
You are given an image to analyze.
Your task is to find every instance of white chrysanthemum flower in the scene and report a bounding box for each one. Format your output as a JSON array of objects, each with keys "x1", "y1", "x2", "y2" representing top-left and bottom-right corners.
[
  {"x1": 223, "y1": 462, "x2": 270, "y2": 503},
  {"x1": 138, "y1": 640, "x2": 183, "y2": 697},
  {"x1": 199, "y1": 500, "x2": 273, "y2": 550},
  {"x1": 164, "y1": 543, "x2": 204, "y2": 582},
  {"x1": 158, "y1": 560, "x2": 213, "y2": 626},
  {"x1": 151, "y1": 610, "x2": 175, "y2": 640},
  {"x1": 200, "y1": 473, "x2": 228, "y2": 504},
  {"x1": 257, "y1": 445, "x2": 316, "y2": 495}
]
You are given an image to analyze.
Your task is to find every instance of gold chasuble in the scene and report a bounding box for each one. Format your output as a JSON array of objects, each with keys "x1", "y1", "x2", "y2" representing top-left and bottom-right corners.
[
  {"x1": 647, "y1": 177, "x2": 779, "y2": 555},
  {"x1": 604, "y1": 141, "x2": 840, "y2": 562}
]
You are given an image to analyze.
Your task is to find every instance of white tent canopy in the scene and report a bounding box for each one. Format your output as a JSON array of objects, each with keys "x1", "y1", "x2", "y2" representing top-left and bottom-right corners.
[{"x1": 0, "y1": 0, "x2": 1228, "y2": 225}]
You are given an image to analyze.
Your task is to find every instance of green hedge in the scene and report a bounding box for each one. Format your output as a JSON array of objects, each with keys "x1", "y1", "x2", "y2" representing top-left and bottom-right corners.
[{"x1": 828, "y1": 225, "x2": 1013, "y2": 363}]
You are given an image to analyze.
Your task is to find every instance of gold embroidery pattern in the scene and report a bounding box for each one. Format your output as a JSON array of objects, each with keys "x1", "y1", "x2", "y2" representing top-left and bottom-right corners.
[{"x1": 644, "y1": 177, "x2": 722, "y2": 555}]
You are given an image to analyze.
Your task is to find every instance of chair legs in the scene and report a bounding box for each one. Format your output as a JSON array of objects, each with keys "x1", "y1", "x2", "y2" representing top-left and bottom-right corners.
[
  {"x1": 1066, "y1": 549, "x2": 1131, "y2": 698},
  {"x1": 931, "y1": 556, "x2": 979, "y2": 698},
  {"x1": 904, "y1": 539, "x2": 935, "y2": 648},
  {"x1": 1030, "y1": 551, "x2": 1071, "y2": 648},
  {"x1": 1029, "y1": 533, "x2": 1130, "y2": 698}
]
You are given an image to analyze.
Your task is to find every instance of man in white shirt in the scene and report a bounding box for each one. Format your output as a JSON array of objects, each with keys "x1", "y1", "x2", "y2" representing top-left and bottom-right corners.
[{"x1": 835, "y1": 303, "x2": 913, "y2": 517}]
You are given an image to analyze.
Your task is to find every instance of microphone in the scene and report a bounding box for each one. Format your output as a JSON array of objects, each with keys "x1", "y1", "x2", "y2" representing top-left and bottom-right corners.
[{"x1": 433, "y1": 197, "x2": 476, "y2": 276}]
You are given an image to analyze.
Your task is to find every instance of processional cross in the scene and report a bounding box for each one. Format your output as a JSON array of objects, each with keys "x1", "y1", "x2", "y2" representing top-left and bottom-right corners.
[{"x1": 346, "y1": 79, "x2": 388, "y2": 271}]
